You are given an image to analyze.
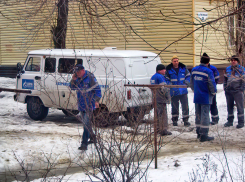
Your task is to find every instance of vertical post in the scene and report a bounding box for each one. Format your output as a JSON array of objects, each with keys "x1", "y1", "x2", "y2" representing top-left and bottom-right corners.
[{"x1": 152, "y1": 88, "x2": 158, "y2": 169}]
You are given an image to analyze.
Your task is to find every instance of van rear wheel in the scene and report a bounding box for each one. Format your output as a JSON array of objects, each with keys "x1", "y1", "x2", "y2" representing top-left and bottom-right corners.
[
  {"x1": 123, "y1": 106, "x2": 151, "y2": 124},
  {"x1": 93, "y1": 106, "x2": 119, "y2": 127},
  {"x1": 27, "y1": 97, "x2": 49, "y2": 120}
]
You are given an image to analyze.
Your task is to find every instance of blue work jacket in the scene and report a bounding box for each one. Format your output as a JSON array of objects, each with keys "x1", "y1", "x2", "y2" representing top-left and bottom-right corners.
[
  {"x1": 224, "y1": 64, "x2": 245, "y2": 92},
  {"x1": 150, "y1": 72, "x2": 170, "y2": 104},
  {"x1": 190, "y1": 64, "x2": 217, "y2": 105},
  {"x1": 70, "y1": 70, "x2": 101, "y2": 112},
  {"x1": 165, "y1": 62, "x2": 190, "y2": 97},
  {"x1": 209, "y1": 64, "x2": 220, "y2": 84}
]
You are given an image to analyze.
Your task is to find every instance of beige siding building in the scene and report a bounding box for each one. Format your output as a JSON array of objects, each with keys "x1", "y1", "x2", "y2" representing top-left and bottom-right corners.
[{"x1": 0, "y1": 0, "x2": 235, "y2": 67}]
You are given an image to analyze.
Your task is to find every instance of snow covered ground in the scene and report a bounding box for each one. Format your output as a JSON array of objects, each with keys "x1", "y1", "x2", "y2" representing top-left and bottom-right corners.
[{"x1": 0, "y1": 77, "x2": 245, "y2": 182}]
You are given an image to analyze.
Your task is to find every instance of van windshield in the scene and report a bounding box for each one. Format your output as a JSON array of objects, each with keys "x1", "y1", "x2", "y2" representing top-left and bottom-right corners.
[{"x1": 58, "y1": 58, "x2": 83, "y2": 74}]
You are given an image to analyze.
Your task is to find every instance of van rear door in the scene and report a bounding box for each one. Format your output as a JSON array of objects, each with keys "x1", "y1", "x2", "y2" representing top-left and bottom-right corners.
[{"x1": 130, "y1": 58, "x2": 152, "y2": 106}]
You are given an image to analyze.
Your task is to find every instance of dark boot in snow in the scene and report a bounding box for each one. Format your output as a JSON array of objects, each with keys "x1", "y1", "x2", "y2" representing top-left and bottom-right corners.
[
  {"x1": 197, "y1": 134, "x2": 200, "y2": 139},
  {"x1": 78, "y1": 144, "x2": 88, "y2": 150},
  {"x1": 184, "y1": 121, "x2": 191, "y2": 127},
  {"x1": 236, "y1": 123, "x2": 244, "y2": 129},
  {"x1": 224, "y1": 122, "x2": 233, "y2": 127},
  {"x1": 210, "y1": 121, "x2": 218, "y2": 125},
  {"x1": 160, "y1": 130, "x2": 172, "y2": 136},
  {"x1": 173, "y1": 121, "x2": 178, "y2": 126},
  {"x1": 200, "y1": 135, "x2": 214, "y2": 142}
]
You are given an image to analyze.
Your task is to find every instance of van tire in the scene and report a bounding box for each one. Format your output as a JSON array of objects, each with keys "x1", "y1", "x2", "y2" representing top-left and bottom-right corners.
[
  {"x1": 123, "y1": 106, "x2": 150, "y2": 124},
  {"x1": 62, "y1": 109, "x2": 79, "y2": 116},
  {"x1": 93, "y1": 106, "x2": 120, "y2": 127},
  {"x1": 27, "y1": 97, "x2": 49, "y2": 120},
  {"x1": 123, "y1": 112, "x2": 145, "y2": 124}
]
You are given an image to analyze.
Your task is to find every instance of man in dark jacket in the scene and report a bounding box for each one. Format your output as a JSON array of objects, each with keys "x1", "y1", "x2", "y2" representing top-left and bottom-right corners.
[
  {"x1": 190, "y1": 53, "x2": 217, "y2": 142},
  {"x1": 70, "y1": 64, "x2": 101, "y2": 150},
  {"x1": 224, "y1": 55, "x2": 245, "y2": 129},
  {"x1": 165, "y1": 55, "x2": 190, "y2": 127},
  {"x1": 208, "y1": 62, "x2": 220, "y2": 125},
  {"x1": 150, "y1": 64, "x2": 172, "y2": 136}
]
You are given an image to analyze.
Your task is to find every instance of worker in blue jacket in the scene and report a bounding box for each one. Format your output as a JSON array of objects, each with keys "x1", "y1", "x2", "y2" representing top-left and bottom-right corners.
[
  {"x1": 190, "y1": 53, "x2": 217, "y2": 142},
  {"x1": 150, "y1": 64, "x2": 172, "y2": 136},
  {"x1": 224, "y1": 55, "x2": 245, "y2": 129},
  {"x1": 70, "y1": 64, "x2": 101, "y2": 150},
  {"x1": 165, "y1": 55, "x2": 190, "y2": 127},
  {"x1": 208, "y1": 63, "x2": 220, "y2": 125}
]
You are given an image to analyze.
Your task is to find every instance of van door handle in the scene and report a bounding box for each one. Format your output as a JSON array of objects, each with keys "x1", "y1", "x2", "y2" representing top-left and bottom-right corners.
[{"x1": 35, "y1": 76, "x2": 41, "y2": 80}]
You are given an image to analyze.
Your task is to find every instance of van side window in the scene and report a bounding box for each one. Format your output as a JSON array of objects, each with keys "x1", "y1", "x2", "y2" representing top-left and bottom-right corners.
[
  {"x1": 45, "y1": 58, "x2": 56, "y2": 73},
  {"x1": 58, "y1": 58, "x2": 83, "y2": 74},
  {"x1": 25, "y1": 57, "x2": 41, "y2": 72}
]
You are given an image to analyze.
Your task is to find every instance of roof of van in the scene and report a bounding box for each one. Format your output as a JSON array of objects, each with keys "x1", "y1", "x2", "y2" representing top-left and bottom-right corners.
[{"x1": 28, "y1": 48, "x2": 158, "y2": 58}]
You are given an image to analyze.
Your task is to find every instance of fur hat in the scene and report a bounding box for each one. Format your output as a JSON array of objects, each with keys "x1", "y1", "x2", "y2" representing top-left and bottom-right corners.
[
  {"x1": 171, "y1": 55, "x2": 179, "y2": 61},
  {"x1": 156, "y1": 64, "x2": 166, "y2": 72},
  {"x1": 200, "y1": 53, "x2": 210, "y2": 64},
  {"x1": 230, "y1": 55, "x2": 240, "y2": 64}
]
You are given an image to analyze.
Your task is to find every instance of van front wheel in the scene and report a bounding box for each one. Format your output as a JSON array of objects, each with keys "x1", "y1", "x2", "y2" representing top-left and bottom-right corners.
[{"x1": 27, "y1": 97, "x2": 49, "y2": 120}]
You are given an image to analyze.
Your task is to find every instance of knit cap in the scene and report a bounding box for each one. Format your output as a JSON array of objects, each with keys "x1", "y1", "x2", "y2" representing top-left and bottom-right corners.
[
  {"x1": 156, "y1": 64, "x2": 166, "y2": 72},
  {"x1": 230, "y1": 55, "x2": 240, "y2": 64},
  {"x1": 171, "y1": 55, "x2": 179, "y2": 61},
  {"x1": 200, "y1": 53, "x2": 210, "y2": 64}
]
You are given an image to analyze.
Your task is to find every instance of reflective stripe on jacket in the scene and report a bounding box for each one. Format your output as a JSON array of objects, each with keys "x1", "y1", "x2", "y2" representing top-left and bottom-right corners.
[
  {"x1": 190, "y1": 64, "x2": 217, "y2": 105},
  {"x1": 70, "y1": 70, "x2": 101, "y2": 111},
  {"x1": 165, "y1": 62, "x2": 190, "y2": 97}
]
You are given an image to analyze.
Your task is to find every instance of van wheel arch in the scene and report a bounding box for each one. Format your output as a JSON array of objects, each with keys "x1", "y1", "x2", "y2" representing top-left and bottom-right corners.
[{"x1": 26, "y1": 96, "x2": 49, "y2": 121}]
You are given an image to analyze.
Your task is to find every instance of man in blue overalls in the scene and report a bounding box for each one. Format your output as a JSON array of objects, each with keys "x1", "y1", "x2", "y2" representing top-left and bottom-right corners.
[
  {"x1": 70, "y1": 64, "x2": 101, "y2": 150},
  {"x1": 165, "y1": 55, "x2": 190, "y2": 127},
  {"x1": 190, "y1": 53, "x2": 217, "y2": 142}
]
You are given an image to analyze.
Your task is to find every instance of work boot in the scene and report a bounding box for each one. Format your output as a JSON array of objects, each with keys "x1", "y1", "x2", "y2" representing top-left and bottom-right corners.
[
  {"x1": 78, "y1": 144, "x2": 88, "y2": 150},
  {"x1": 160, "y1": 130, "x2": 172, "y2": 136},
  {"x1": 184, "y1": 121, "x2": 191, "y2": 127},
  {"x1": 210, "y1": 121, "x2": 218, "y2": 125},
  {"x1": 197, "y1": 134, "x2": 200, "y2": 139},
  {"x1": 200, "y1": 135, "x2": 214, "y2": 142},
  {"x1": 224, "y1": 122, "x2": 233, "y2": 127},
  {"x1": 236, "y1": 123, "x2": 244, "y2": 129},
  {"x1": 173, "y1": 121, "x2": 178, "y2": 126}
]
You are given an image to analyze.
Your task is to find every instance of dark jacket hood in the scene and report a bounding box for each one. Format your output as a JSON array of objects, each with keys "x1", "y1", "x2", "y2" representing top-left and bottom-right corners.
[{"x1": 166, "y1": 62, "x2": 186, "y2": 70}]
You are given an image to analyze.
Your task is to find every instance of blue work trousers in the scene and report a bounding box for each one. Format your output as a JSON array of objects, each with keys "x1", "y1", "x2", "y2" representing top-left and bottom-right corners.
[
  {"x1": 79, "y1": 111, "x2": 94, "y2": 146},
  {"x1": 195, "y1": 104, "x2": 210, "y2": 136},
  {"x1": 210, "y1": 95, "x2": 219, "y2": 122},
  {"x1": 225, "y1": 91, "x2": 244, "y2": 124},
  {"x1": 171, "y1": 94, "x2": 189, "y2": 122}
]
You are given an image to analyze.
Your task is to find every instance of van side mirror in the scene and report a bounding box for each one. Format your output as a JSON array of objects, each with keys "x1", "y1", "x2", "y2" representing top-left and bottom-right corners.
[{"x1": 17, "y1": 62, "x2": 22, "y2": 73}]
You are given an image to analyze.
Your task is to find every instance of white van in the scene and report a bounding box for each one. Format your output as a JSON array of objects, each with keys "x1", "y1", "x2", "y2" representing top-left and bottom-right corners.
[{"x1": 14, "y1": 47, "x2": 161, "y2": 122}]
